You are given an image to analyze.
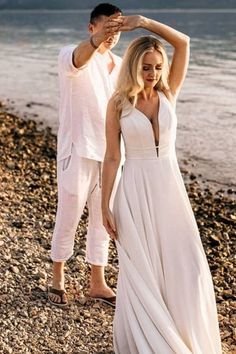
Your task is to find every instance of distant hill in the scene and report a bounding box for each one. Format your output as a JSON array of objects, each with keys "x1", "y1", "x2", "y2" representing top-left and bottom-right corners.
[{"x1": 0, "y1": 0, "x2": 235, "y2": 10}]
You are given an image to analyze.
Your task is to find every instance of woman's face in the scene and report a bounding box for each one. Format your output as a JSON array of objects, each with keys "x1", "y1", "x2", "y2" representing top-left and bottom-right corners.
[{"x1": 141, "y1": 50, "x2": 163, "y2": 89}]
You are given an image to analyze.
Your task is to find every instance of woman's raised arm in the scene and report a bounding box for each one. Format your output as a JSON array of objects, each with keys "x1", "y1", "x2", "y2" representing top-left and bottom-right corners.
[{"x1": 120, "y1": 15, "x2": 190, "y2": 98}]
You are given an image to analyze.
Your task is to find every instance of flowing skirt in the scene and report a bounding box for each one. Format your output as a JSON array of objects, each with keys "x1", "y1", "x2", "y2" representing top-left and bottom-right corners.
[{"x1": 113, "y1": 156, "x2": 222, "y2": 354}]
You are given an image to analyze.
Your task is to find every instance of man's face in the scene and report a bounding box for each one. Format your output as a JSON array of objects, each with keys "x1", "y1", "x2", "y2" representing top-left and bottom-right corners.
[{"x1": 89, "y1": 15, "x2": 121, "y2": 50}]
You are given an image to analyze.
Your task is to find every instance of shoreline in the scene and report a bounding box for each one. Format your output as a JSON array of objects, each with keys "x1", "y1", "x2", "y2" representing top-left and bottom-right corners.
[
  {"x1": 2, "y1": 97, "x2": 236, "y2": 195},
  {"x1": 1, "y1": 9, "x2": 236, "y2": 13},
  {"x1": 0, "y1": 105, "x2": 235, "y2": 353}
]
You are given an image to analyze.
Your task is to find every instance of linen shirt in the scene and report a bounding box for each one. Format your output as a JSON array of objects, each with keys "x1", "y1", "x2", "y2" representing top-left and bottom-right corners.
[{"x1": 57, "y1": 44, "x2": 122, "y2": 162}]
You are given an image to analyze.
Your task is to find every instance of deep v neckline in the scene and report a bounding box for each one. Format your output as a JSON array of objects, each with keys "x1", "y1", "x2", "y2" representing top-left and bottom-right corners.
[{"x1": 134, "y1": 91, "x2": 162, "y2": 148}]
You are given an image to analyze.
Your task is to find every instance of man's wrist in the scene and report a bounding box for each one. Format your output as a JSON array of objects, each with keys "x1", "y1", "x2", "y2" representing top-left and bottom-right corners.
[
  {"x1": 90, "y1": 33, "x2": 103, "y2": 49},
  {"x1": 90, "y1": 35, "x2": 99, "y2": 49}
]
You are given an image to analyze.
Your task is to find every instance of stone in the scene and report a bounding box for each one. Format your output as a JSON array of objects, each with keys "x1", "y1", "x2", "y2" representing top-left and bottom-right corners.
[
  {"x1": 10, "y1": 266, "x2": 20, "y2": 274},
  {"x1": 0, "y1": 109, "x2": 234, "y2": 353}
]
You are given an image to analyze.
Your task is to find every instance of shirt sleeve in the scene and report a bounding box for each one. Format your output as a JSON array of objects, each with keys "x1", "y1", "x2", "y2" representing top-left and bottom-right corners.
[{"x1": 58, "y1": 45, "x2": 87, "y2": 77}]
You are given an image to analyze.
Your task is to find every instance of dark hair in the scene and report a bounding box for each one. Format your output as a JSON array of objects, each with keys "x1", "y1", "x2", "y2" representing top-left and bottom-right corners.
[{"x1": 90, "y1": 3, "x2": 122, "y2": 24}]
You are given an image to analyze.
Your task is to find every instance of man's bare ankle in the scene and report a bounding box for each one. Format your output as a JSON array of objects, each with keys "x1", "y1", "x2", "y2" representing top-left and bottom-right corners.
[
  {"x1": 52, "y1": 280, "x2": 65, "y2": 290},
  {"x1": 52, "y1": 271, "x2": 65, "y2": 290}
]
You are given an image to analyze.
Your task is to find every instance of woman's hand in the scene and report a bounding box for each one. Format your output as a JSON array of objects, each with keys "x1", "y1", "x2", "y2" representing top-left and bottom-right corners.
[
  {"x1": 93, "y1": 13, "x2": 124, "y2": 44},
  {"x1": 102, "y1": 207, "x2": 118, "y2": 240},
  {"x1": 119, "y1": 15, "x2": 144, "y2": 32}
]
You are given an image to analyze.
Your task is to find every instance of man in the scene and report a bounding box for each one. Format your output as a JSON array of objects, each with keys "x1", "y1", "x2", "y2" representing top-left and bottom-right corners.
[{"x1": 48, "y1": 3, "x2": 124, "y2": 307}]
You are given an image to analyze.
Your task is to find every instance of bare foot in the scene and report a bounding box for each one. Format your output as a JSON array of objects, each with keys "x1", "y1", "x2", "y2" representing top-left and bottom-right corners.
[{"x1": 89, "y1": 285, "x2": 116, "y2": 299}]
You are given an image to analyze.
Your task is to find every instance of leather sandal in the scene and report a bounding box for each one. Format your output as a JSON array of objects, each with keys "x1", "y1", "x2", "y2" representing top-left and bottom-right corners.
[
  {"x1": 92, "y1": 295, "x2": 116, "y2": 308},
  {"x1": 48, "y1": 287, "x2": 68, "y2": 307}
]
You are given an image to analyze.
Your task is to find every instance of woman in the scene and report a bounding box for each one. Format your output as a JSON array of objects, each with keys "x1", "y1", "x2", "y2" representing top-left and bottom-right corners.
[{"x1": 102, "y1": 15, "x2": 222, "y2": 354}]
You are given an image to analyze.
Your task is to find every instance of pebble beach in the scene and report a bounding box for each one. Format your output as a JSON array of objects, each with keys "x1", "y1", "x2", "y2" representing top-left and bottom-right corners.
[{"x1": 0, "y1": 102, "x2": 235, "y2": 354}]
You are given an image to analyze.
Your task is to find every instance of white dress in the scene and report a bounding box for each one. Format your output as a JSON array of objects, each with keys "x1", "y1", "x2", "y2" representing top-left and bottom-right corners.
[{"x1": 113, "y1": 91, "x2": 222, "y2": 354}]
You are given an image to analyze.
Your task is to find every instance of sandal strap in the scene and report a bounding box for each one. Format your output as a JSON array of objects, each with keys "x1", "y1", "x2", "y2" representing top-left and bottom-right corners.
[
  {"x1": 49, "y1": 287, "x2": 66, "y2": 296},
  {"x1": 104, "y1": 296, "x2": 116, "y2": 302},
  {"x1": 95, "y1": 296, "x2": 116, "y2": 305}
]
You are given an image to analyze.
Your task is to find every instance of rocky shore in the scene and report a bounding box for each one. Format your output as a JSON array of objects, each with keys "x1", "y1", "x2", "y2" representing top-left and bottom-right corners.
[{"x1": 0, "y1": 105, "x2": 235, "y2": 354}]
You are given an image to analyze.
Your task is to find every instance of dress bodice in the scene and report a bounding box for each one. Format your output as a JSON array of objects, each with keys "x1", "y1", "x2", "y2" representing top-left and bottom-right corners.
[{"x1": 120, "y1": 91, "x2": 177, "y2": 159}]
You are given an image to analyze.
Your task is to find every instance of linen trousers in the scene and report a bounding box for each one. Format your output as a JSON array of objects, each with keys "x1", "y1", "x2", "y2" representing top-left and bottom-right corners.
[{"x1": 51, "y1": 146, "x2": 114, "y2": 266}]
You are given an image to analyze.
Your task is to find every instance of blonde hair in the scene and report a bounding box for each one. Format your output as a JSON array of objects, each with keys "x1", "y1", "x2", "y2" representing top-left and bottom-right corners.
[{"x1": 114, "y1": 35, "x2": 169, "y2": 112}]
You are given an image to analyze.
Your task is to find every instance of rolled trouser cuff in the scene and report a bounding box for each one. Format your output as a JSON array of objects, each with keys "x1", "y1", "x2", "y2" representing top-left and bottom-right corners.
[{"x1": 85, "y1": 226, "x2": 110, "y2": 266}]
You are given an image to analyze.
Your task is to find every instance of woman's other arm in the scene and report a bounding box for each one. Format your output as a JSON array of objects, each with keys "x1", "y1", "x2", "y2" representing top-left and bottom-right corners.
[{"x1": 102, "y1": 98, "x2": 121, "y2": 239}]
